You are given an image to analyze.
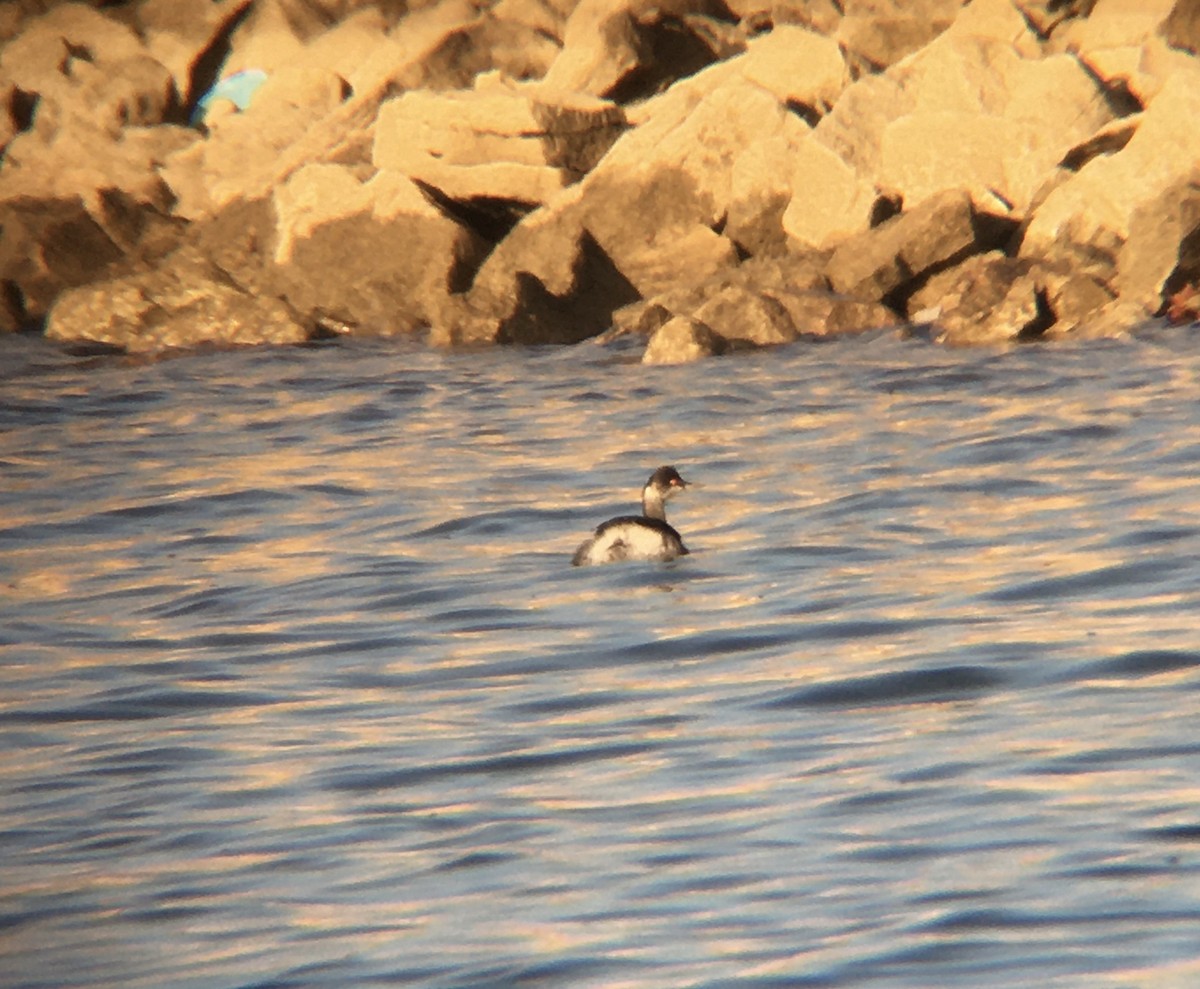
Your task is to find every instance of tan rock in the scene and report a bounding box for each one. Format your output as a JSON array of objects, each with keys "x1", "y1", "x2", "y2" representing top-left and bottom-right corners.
[
  {"x1": 1021, "y1": 69, "x2": 1200, "y2": 307},
  {"x1": 541, "y1": 0, "x2": 737, "y2": 100},
  {"x1": 642, "y1": 315, "x2": 728, "y2": 364},
  {"x1": 782, "y1": 134, "x2": 879, "y2": 249},
  {"x1": 837, "y1": 0, "x2": 965, "y2": 72},
  {"x1": 164, "y1": 65, "x2": 351, "y2": 219},
  {"x1": 373, "y1": 81, "x2": 626, "y2": 205},
  {"x1": 138, "y1": 0, "x2": 264, "y2": 104},
  {"x1": 271, "y1": 165, "x2": 489, "y2": 336},
  {"x1": 908, "y1": 252, "x2": 1045, "y2": 345},
  {"x1": 727, "y1": 135, "x2": 798, "y2": 255},
  {"x1": 1162, "y1": 0, "x2": 1200, "y2": 55},
  {"x1": 45, "y1": 247, "x2": 309, "y2": 352},
  {"x1": 879, "y1": 50, "x2": 1112, "y2": 214},
  {"x1": 0, "y1": 3, "x2": 146, "y2": 96},
  {"x1": 0, "y1": 196, "x2": 125, "y2": 332},
  {"x1": 1015, "y1": 0, "x2": 1097, "y2": 42},
  {"x1": 825, "y1": 189, "x2": 980, "y2": 301},
  {"x1": 692, "y1": 285, "x2": 798, "y2": 345},
  {"x1": 1116, "y1": 171, "x2": 1200, "y2": 315},
  {"x1": 741, "y1": 25, "x2": 847, "y2": 113}
]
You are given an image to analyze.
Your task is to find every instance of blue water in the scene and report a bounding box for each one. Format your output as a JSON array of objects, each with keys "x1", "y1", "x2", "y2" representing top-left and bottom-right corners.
[{"x1": 2, "y1": 327, "x2": 1199, "y2": 988}]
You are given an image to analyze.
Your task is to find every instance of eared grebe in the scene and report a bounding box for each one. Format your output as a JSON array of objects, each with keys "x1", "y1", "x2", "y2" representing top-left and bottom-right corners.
[{"x1": 572, "y1": 466, "x2": 690, "y2": 566}]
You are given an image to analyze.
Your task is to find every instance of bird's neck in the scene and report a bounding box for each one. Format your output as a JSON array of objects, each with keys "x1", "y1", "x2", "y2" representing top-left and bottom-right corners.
[{"x1": 642, "y1": 486, "x2": 667, "y2": 521}]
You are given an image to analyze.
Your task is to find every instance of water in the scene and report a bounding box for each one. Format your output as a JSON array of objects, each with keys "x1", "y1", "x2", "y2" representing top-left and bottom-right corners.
[{"x1": 2, "y1": 327, "x2": 1199, "y2": 989}]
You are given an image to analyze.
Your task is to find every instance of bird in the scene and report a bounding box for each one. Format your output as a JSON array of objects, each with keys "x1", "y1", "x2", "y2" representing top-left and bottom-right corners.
[{"x1": 572, "y1": 466, "x2": 690, "y2": 565}]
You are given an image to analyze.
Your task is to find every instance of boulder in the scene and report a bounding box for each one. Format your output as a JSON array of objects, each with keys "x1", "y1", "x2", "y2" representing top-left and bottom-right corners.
[
  {"x1": 816, "y1": 0, "x2": 1112, "y2": 218},
  {"x1": 628, "y1": 250, "x2": 895, "y2": 360},
  {"x1": 907, "y1": 252, "x2": 1047, "y2": 345},
  {"x1": 0, "y1": 5, "x2": 179, "y2": 141},
  {"x1": 1, "y1": 121, "x2": 193, "y2": 216},
  {"x1": 159, "y1": 0, "x2": 494, "y2": 220},
  {"x1": 722, "y1": 0, "x2": 842, "y2": 35},
  {"x1": 1015, "y1": 0, "x2": 1099, "y2": 41},
  {"x1": 443, "y1": 62, "x2": 818, "y2": 344},
  {"x1": 781, "y1": 134, "x2": 880, "y2": 249},
  {"x1": 0, "y1": 196, "x2": 124, "y2": 332},
  {"x1": 740, "y1": 25, "x2": 847, "y2": 116},
  {"x1": 1162, "y1": 0, "x2": 1200, "y2": 54},
  {"x1": 0, "y1": 3, "x2": 196, "y2": 329},
  {"x1": 540, "y1": 0, "x2": 741, "y2": 101},
  {"x1": 373, "y1": 77, "x2": 627, "y2": 206},
  {"x1": 908, "y1": 250, "x2": 1118, "y2": 344},
  {"x1": 44, "y1": 247, "x2": 309, "y2": 353},
  {"x1": 0, "y1": 4, "x2": 148, "y2": 97},
  {"x1": 836, "y1": 0, "x2": 965, "y2": 74},
  {"x1": 162, "y1": 64, "x2": 354, "y2": 219},
  {"x1": 136, "y1": 0, "x2": 259, "y2": 109},
  {"x1": 1053, "y1": 0, "x2": 1182, "y2": 101},
  {"x1": 1116, "y1": 171, "x2": 1200, "y2": 315},
  {"x1": 439, "y1": 188, "x2": 644, "y2": 345},
  {"x1": 692, "y1": 284, "x2": 799, "y2": 345},
  {"x1": 1020, "y1": 70, "x2": 1200, "y2": 315},
  {"x1": 271, "y1": 165, "x2": 489, "y2": 335},
  {"x1": 824, "y1": 189, "x2": 983, "y2": 303},
  {"x1": 0, "y1": 2, "x2": 187, "y2": 221},
  {"x1": 880, "y1": 51, "x2": 1112, "y2": 215},
  {"x1": 643, "y1": 315, "x2": 728, "y2": 363}
]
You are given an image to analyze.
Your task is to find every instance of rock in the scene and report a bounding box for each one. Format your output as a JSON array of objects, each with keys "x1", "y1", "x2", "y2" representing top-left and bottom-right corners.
[
  {"x1": 1162, "y1": 0, "x2": 1200, "y2": 54},
  {"x1": 1067, "y1": 297, "x2": 1153, "y2": 338},
  {"x1": 1054, "y1": 0, "x2": 1178, "y2": 100},
  {"x1": 1058, "y1": 115, "x2": 1140, "y2": 172},
  {"x1": 782, "y1": 134, "x2": 880, "y2": 249},
  {"x1": 0, "y1": 4, "x2": 196, "y2": 329},
  {"x1": 0, "y1": 196, "x2": 124, "y2": 332},
  {"x1": 824, "y1": 189, "x2": 983, "y2": 302},
  {"x1": 836, "y1": 0, "x2": 964, "y2": 74},
  {"x1": 815, "y1": 0, "x2": 1112, "y2": 220},
  {"x1": 723, "y1": 0, "x2": 842, "y2": 35},
  {"x1": 643, "y1": 315, "x2": 728, "y2": 363},
  {"x1": 879, "y1": 51, "x2": 1113, "y2": 215},
  {"x1": 450, "y1": 10, "x2": 566, "y2": 83},
  {"x1": 162, "y1": 65, "x2": 353, "y2": 219},
  {"x1": 740, "y1": 25, "x2": 847, "y2": 116},
  {"x1": 1116, "y1": 171, "x2": 1200, "y2": 315},
  {"x1": 373, "y1": 78, "x2": 627, "y2": 206},
  {"x1": 541, "y1": 0, "x2": 740, "y2": 101},
  {"x1": 1020, "y1": 70, "x2": 1200, "y2": 313},
  {"x1": 821, "y1": 296, "x2": 900, "y2": 336},
  {"x1": 591, "y1": 70, "x2": 807, "y2": 283},
  {"x1": 1, "y1": 120, "x2": 193, "y2": 216},
  {"x1": 907, "y1": 252, "x2": 1047, "y2": 345},
  {"x1": 136, "y1": 0, "x2": 261, "y2": 109},
  {"x1": 440, "y1": 188, "x2": 644, "y2": 345},
  {"x1": 0, "y1": 4, "x2": 147, "y2": 95},
  {"x1": 692, "y1": 284, "x2": 799, "y2": 345},
  {"x1": 0, "y1": 5, "x2": 178, "y2": 139},
  {"x1": 160, "y1": 0, "x2": 494, "y2": 220},
  {"x1": 211, "y1": 0, "x2": 326, "y2": 77},
  {"x1": 271, "y1": 165, "x2": 489, "y2": 335},
  {"x1": 44, "y1": 247, "x2": 309, "y2": 352},
  {"x1": 1045, "y1": 270, "x2": 1116, "y2": 335},
  {"x1": 443, "y1": 61, "x2": 823, "y2": 344},
  {"x1": 628, "y1": 249, "x2": 894, "y2": 359},
  {"x1": 908, "y1": 250, "x2": 1117, "y2": 344},
  {"x1": 1015, "y1": 0, "x2": 1098, "y2": 41}
]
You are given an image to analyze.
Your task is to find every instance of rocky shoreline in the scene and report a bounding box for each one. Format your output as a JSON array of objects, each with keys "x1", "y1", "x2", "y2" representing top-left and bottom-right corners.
[{"x1": 2, "y1": 0, "x2": 1199, "y2": 362}]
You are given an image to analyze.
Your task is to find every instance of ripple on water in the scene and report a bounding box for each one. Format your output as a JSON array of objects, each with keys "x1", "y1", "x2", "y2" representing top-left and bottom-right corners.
[
  {"x1": 3, "y1": 330, "x2": 1200, "y2": 989},
  {"x1": 762, "y1": 664, "x2": 1007, "y2": 709}
]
